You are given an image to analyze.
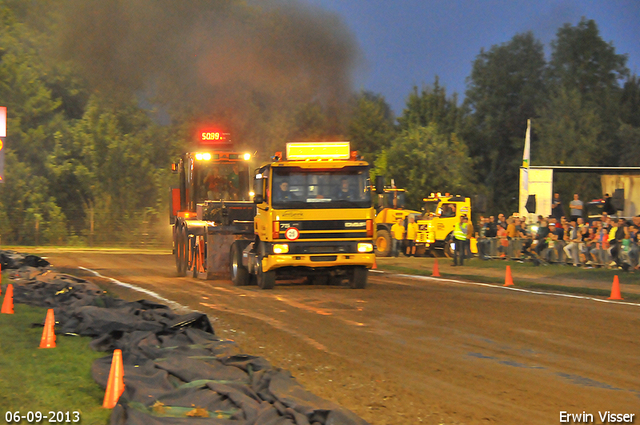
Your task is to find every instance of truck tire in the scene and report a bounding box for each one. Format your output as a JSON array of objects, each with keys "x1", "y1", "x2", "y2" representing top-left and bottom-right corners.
[
  {"x1": 174, "y1": 226, "x2": 181, "y2": 274},
  {"x1": 192, "y1": 243, "x2": 199, "y2": 278},
  {"x1": 375, "y1": 229, "x2": 392, "y2": 257},
  {"x1": 350, "y1": 266, "x2": 368, "y2": 289},
  {"x1": 176, "y1": 226, "x2": 188, "y2": 277},
  {"x1": 256, "y1": 260, "x2": 275, "y2": 289},
  {"x1": 444, "y1": 233, "x2": 455, "y2": 258},
  {"x1": 230, "y1": 243, "x2": 250, "y2": 286}
]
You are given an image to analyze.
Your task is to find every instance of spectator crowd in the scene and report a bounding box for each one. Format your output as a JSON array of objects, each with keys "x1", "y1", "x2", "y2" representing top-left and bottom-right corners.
[
  {"x1": 474, "y1": 192, "x2": 640, "y2": 271},
  {"x1": 389, "y1": 192, "x2": 640, "y2": 271}
]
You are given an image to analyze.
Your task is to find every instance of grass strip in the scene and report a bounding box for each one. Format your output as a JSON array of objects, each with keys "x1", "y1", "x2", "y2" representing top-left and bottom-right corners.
[
  {"x1": 0, "y1": 303, "x2": 111, "y2": 425},
  {"x1": 379, "y1": 257, "x2": 640, "y2": 282},
  {"x1": 376, "y1": 264, "x2": 640, "y2": 301}
]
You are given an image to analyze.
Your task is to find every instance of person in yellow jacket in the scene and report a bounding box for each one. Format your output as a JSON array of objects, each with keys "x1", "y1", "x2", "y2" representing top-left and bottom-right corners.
[
  {"x1": 390, "y1": 218, "x2": 405, "y2": 258},
  {"x1": 452, "y1": 214, "x2": 468, "y2": 266},
  {"x1": 405, "y1": 215, "x2": 419, "y2": 256}
]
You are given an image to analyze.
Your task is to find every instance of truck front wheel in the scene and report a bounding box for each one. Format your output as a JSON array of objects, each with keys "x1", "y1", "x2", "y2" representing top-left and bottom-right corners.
[
  {"x1": 230, "y1": 243, "x2": 250, "y2": 286},
  {"x1": 375, "y1": 229, "x2": 391, "y2": 257},
  {"x1": 176, "y1": 226, "x2": 187, "y2": 277},
  {"x1": 444, "y1": 233, "x2": 455, "y2": 258},
  {"x1": 350, "y1": 266, "x2": 368, "y2": 289},
  {"x1": 256, "y1": 260, "x2": 275, "y2": 289}
]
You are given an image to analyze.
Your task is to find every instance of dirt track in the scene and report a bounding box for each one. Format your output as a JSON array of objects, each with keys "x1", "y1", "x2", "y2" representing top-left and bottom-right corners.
[{"x1": 38, "y1": 250, "x2": 640, "y2": 425}]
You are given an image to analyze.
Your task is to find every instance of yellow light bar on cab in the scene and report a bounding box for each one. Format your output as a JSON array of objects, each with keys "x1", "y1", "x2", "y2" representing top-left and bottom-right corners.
[{"x1": 286, "y1": 142, "x2": 351, "y2": 160}]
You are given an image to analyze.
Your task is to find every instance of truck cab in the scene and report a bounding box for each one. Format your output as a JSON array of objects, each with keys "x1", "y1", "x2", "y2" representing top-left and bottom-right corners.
[
  {"x1": 373, "y1": 185, "x2": 421, "y2": 257},
  {"x1": 231, "y1": 142, "x2": 377, "y2": 289},
  {"x1": 171, "y1": 131, "x2": 255, "y2": 278},
  {"x1": 416, "y1": 193, "x2": 474, "y2": 257}
]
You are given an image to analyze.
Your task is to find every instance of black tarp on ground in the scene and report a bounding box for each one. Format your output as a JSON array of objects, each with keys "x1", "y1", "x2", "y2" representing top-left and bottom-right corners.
[{"x1": 2, "y1": 251, "x2": 369, "y2": 425}]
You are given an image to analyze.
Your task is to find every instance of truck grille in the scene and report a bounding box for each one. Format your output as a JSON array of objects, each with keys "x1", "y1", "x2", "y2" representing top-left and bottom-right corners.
[
  {"x1": 280, "y1": 220, "x2": 366, "y2": 231},
  {"x1": 291, "y1": 232, "x2": 368, "y2": 240},
  {"x1": 310, "y1": 255, "x2": 337, "y2": 262}
]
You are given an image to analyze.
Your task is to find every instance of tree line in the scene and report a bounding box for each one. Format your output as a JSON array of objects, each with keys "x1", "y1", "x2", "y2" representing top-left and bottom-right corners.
[{"x1": 0, "y1": 0, "x2": 638, "y2": 245}]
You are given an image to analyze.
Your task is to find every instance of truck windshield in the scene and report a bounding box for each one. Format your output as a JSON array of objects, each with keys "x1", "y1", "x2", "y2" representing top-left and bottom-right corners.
[
  {"x1": 196, "y1": 162, "x2": 251, "y2": 202},
  {"x1": 423, "y1": 200, "x2": 439, "y2": 217},
  {"x1": 272, "y1": 166, "x2": 371, "y2": 209},
  {"x1": 382, "y1": 191, "x2": 406, "y2": 209}
]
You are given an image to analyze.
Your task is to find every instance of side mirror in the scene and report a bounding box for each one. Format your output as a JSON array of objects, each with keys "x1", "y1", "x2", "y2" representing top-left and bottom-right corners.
[
  {"x1": 375, "y1": 176, "x2": 385, "y2": 195},
  {"x1": 253, "y1": 172, "x2": 265, "y2": 204}
]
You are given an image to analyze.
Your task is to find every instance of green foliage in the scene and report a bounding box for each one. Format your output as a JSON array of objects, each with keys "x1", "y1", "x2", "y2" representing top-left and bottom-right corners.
[
  {"x1": 377, "y1": 78, "x2": 471, "y2": 207},
  {"x1": 547, "y1": 18, "x2": 630, "y2": 165},
  {"x1": 535, "y1": 87, "x2": 603, "y2": 166},
  {"x1": 620, "y1": 75, "x2": 640, "y2": 127},
  {"x1": 54, "y1": 96, "x2": 179, "y2": 244},
  {"x1": 534, "y1": 87, "x2": 604, "y2": 201},
  {"x1": 0, "y1": 3, "x2": 180, "y2": 246},
  {"x1": 617, "y1": 123, "x2": 640, "y2": 167},
  {"x1": 0, "y1": 304, "x2": 111, "y2": 424},
  {"x1": 548, "y1": 18, "x2": 628, "y2": 100},
  {"x1": 347, "y1": 91, "x2": 396, "y2": 163},
  {"x1": 385, "y1": 124, "x2": 475, "y2": 208},
  {"x1": 464, "y1": 32, "x2": 547, "y2": 213},
  {"x1": 398, "y1": 77, "x2": 463, "y2": 135}
]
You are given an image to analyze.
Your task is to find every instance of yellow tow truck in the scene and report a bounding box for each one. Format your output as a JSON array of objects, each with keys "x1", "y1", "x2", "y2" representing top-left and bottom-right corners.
[{"x1": 415, "y1": 192, "x2": 476, "y2": 257}]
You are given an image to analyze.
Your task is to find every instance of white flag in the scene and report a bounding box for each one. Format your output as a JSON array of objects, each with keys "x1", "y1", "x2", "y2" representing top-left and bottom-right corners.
[{"x1": 522, "y1": 119, "x2": 530, "y2": 168}]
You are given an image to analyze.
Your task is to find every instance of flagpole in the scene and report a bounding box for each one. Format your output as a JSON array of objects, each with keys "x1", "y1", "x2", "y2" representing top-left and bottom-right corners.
[{"x1": 520, "y1": 119, "x2": 531, "y2": 220}]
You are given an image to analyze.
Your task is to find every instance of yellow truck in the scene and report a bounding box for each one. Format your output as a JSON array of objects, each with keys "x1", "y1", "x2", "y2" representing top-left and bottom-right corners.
[
  {"x1": 233, "y1": 141, "x2": 379, "y2": 289},
  {"x1": 415, "y1": 193, "x2": 476, "y2": 257},
  {"x1": 373, "y1": 185, "x2": 421, "y2": 256}
]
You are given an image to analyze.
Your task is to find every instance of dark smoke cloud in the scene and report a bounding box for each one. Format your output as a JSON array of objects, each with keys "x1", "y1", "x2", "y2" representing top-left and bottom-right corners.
[{"x1": 56, "y1": 0, "x2": 360, "y2": 150}]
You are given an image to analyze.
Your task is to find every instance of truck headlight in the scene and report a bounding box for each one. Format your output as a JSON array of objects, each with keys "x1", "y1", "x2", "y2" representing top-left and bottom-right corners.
[
  {"x1": 357, "y1": 243, "x2": 374, "y2": 253},
  {"x1": 273, "y1": 244, "x2": 289, "y2": 254}
]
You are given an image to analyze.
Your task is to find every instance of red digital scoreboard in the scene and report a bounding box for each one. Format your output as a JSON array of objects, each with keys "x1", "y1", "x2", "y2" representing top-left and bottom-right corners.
[{"x1": 198, "y1": 129, "x2": 231, "y2": 146}]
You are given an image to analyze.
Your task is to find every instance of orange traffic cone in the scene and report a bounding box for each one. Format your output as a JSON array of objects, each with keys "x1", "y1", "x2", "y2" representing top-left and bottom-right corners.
[
  {"x1": 608, "y1": 275, "x2": 623, "y2": 300},
  {"x1": 432, "y1": 258, "x2": 441, "y2": 277},
  {"x1": 39, "y1": 309, "x2": 56, "y2": 348},
  {"x1": 372, "y1": 256, "x2": 377, "y2": 270},
  {"x1": 103, "y1": 349, "x2": 125, "y2": 408},
  {"x1": 1, "y1": 283, "x2": 14, "y2": 314},
  {"x1": 503, "y1": 265, "x2": 514, "y2": 287}
]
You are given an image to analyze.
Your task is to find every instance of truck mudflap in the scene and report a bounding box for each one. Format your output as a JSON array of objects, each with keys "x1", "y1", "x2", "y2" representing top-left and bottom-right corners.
[
  {"x1": 200, "y1": 232, "x2": 236, "y2": 279},
  {"x1": 195, "y1": 223, "x2": 253, "y2": 280}
]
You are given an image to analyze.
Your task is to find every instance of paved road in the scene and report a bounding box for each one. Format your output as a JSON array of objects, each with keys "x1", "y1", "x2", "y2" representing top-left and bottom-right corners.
[{"x1": 40, "y1": 250, "x2": 640, "y2": 425}]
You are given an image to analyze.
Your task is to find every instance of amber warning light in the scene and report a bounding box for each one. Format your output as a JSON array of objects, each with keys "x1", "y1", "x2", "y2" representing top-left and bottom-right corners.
[{"x1": 286, "y1": 141, "x2": 351, "y2": 160}]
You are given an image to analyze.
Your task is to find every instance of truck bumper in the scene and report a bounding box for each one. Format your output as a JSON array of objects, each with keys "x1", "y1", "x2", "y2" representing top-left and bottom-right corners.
[{"x1": 263, "y1": 253, "x2": 376, "y2": 272}]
